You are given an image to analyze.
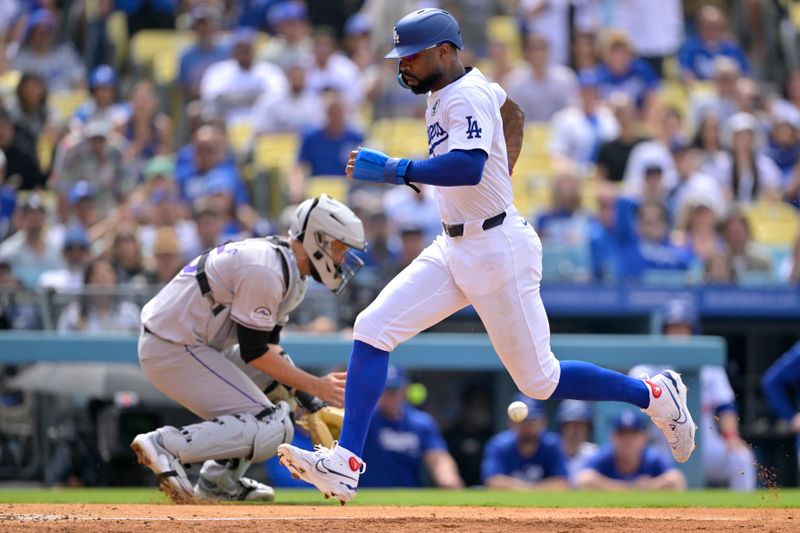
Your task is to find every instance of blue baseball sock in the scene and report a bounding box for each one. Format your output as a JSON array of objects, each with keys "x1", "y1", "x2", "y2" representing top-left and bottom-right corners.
[
  {"x1": 550, "y1": 360, "x2": 650, "y2": 409},
  {"x1": 337, "y1": 340, "x2": 389, "y2": 456}
]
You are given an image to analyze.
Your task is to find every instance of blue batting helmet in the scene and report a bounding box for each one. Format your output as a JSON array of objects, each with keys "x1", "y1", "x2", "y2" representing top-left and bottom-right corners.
[{"x1": 384, "y1": 8, "x2": 464, "y2": 59}]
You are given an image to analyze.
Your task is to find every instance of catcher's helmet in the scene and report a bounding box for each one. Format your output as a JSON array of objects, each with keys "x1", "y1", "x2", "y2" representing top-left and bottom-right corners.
[
  {"x1": 288, "y1": 194, "x2": 366, "y2": 294},
  {"x1": 384, "y1": 8, "x2": 463, "y2": 59}
]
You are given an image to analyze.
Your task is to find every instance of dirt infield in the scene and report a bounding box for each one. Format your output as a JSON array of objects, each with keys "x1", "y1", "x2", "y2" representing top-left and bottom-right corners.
[{"x1": 0, "y1": 504, "x2": 796, "y2": 532}]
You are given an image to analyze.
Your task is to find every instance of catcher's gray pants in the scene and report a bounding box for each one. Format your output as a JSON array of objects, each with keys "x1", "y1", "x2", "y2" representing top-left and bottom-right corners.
[{"x1": 138, "y1": 329, "x2": 272, "y2": 420}]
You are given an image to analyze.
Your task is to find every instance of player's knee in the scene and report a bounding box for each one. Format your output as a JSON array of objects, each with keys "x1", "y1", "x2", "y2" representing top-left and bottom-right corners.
[
  {"x1": 251, "y1": 401, "x2": 294, "y2": 463},
  {"x1": 517, "y1": 382, "x2": 553, "y2": 401}
]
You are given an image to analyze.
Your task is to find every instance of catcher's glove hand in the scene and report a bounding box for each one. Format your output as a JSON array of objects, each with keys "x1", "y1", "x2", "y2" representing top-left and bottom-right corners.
[{"x1": 297, "y1": 406, "x2": 344, "y2": 448}]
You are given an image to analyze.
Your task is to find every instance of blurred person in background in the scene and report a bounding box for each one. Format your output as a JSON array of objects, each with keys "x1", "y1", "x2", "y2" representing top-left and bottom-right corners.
[
  {"x1": 117, "y1": 80, "x2": 173, "y2": 170},
  {"x1": 116, "y1": 0, "x2": 176, "y2": 37},
  {"x1": 342, "y1": 13, "x2": 381, "y2": 105},
  {"x1": 72, "y1": 65, "x2": 123, "y2": 126},
  {"x1": 595, "y1": 92, "x2": 645, "y2": 183},
  {"x1": 304, "y1": 28, "x2": 363, "y2": 105},
  {"x1": 0, "y1": 108, "x2": 45, "y2": 190},
  {"x1": 481, "y1": 394, "x2": 569, "y2": 490},
  {"x1": 704, "y1": 252, "x2": 736, "y2": 284},
  {"x1": 505, "y1": 33, "x2": 578, "y2": 124},
  {"x1": 576, "y1": 409, "x2": 686, "y2": 490},
  {"x1": 678, "y1": 5, "x2": 751, "y2": 83},
  {"x1": 57, "y1": 257, "x2": 140, "y2": 333},
  {"x1": 762, "y1": 341, "x2": 800, "y2": 472},
  {"x1": 147, "y1": 227, "x2": 183, "y2": 286},
  {"x1": 175, "y1": 124, "x2": 250, "y2": 208},
  {"x1": 359, "y1": 364, "x2": 464, "y2": 489},
  {"x1": 630, "y1": 299, "x2": 755, "y2": 491},
  {"x1": 615, "y1": 199, "x2": 697, "y2": 281},
  {"x1": 550, "y1": 70, "x2": 619, "y2": 173},
  {"x1": 689, "y1": 57, "x2": 741, "y2": 131},
  {"x1": 11, "y1": 9, "x2": 86, "y2": 91},
  {"x1": 52, "y1": 117, "x2": 130, "y2": 218},
  {"x1": 622, "y1": 106, "x2": 682, "y2": 200},
  {"x1": 179, "y1": 6, "x2": 228, "y2": 103},
  {"x1": 190, "y1": 198, "x2": 227, "y2": 258},
  {"x1": 765, "y1": 109, "x2": 800, "y2": 184},
  {"x1": 555, "y1": 400, "x2": 597, "y2": 487},
  {"x1": 611, "y1": 0, "x2": 683, "y2": 77},
  {"x1": 595, "y1": 30, "x2": 660, "y2": 117},
  {"x1": 571, "y1": 31, "x2": 599, "y2": 73},
  {"x1": 0, "y1": 193, "x2": 63, "y2": 288},
  {"x1": 252, "y1": 61, "x2": 325, "y2": 135},
  {"x1": 200, "y1": 28, "x2": 288, "y2": 126},
  {"x1": 720, "y1": 207, "x2": 773, "y2": 279},
  {"x1": 692, "y1": 112, "x2": 733, "y2": 183},
  {"x1": 38, "y1": 227, "x2": 91, "y2": 292},
  {"x1": 289, "y1": 91, "x2": 363, "y2": 201},
  {"x1": 0, "y1": 150, "x2": 16, "y2": 241},
  {"x1": 534, "y1": 170, "x2": 590, "y2": 248},
  {"x1": 778, "y1": 229, "x2": 800, "y2": 283},
  {"x1": 588, "y1": 183, "x2": 621, "y2": 282},
  {"x1": 9, "y1": 72, "x2": 54, "y2": 141},
  {"x1": 383, "y1": 184, "x2": 441, "y2": 250},
  {"x1": 666, "y1": 138, "x2": 725, "y2": 220},
  {"x1": 481, "y1": 39, "x2": 518, "y2": 89},
  {"x1": 129, "y1": 155, "x2": 180, "y2": 224},
  {"x1": 445, "y1": 384, "x2": 494, "y2": 487},
  {"x1": 259, "y1": 1, "x2": 313, "y2": 69},
  {"x1": 518, "y1": 0, "x2": 570, "y2": 66},
  {"x1": 673, "y1": 198, "x2": 724, "y2": 268},
  {"x1": 723, "y1": 112, "x2": 782, "y2": 204},
  {"x1": 109, "y1": 226, "x2": 149, "y2": 287}
]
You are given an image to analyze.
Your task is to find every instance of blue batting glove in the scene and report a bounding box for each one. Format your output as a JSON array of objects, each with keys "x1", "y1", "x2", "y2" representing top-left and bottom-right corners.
[{"x1": 353, "y1": 148, "x2": 411, "y2": 186}]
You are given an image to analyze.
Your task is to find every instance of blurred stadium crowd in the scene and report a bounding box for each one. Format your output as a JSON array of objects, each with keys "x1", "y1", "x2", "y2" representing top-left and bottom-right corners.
[{"x1": 0, "y1": 0, "x2": 799, "y2": 489}]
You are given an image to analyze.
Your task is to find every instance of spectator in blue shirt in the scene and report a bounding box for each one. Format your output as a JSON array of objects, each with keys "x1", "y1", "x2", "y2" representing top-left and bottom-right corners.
[
  {"x1": 359, "y1": 364, "x2": 463, "y2": 488},
  {"x1": 175, "y1": 124, "x2": 250, "y2": 207},
  {"x1": 761, "y1": 341, "x2": 800, "y2": 452},
  {"x1": 596, "y1": 31, "x2": 660, "y2": 114},
  {"x1": 179, "y1": 6, "x2": 228, "y2": 102},
  {"x1": 576, "y1": 409, "x2": 686, "y2": 490},
  {"x1": 288, "y1": 91, "x2": 363, "y2": 201},
  {"x1": 73, "y1": 65, "x2": 124, "y2": 126},
  {"x1": 481, "y1": 394, "x2": 569, "y2": 490},
  {"x1": 678, "y1": 6, "x2": 750, "y2": 83}
]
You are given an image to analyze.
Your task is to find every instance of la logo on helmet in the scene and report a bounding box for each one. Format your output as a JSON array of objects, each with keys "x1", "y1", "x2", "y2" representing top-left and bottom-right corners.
[{"x1": 393, "y1": 28, "x2": 400, "y2": 44}]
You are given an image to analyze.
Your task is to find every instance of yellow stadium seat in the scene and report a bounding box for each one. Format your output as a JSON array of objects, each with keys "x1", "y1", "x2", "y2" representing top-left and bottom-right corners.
[
  {"x1": 37, "y1": 136, "x2": 54, "y2": 173},
  {"x1": 306, "y1": 176, "x2": 349, "y2": 202},
  {"x1": 746, "y1": 201, "x2": 800, "y2": 247},
  {"x1": 521, "y1": 123, "x2": 551, "y2": 160},
  {"x1": 487, "y1": 16, "x2": 522, "y2": 61},
  {"x1": 106, "y1": 11, "x2": 128, "y2": 70},
  {"x1": 153, "y1": 49, "x2": 180, "y2": 86},
  {"x1": 370, "y1": 118, "x2": 428, "y2": 158},
  {"x1": 50, "y1": 91, "x2": 88, "y2": 123},
  {"x1": 253, "y1": 134, "x2": 299, "y2": 173},
  {"x1": 130, "y1": 30, "x2": 195, "y2": 71},
  {"x1": 227, "y1": 121, "x2": 254, "y2": 156},
  {"x1": 0, "y1": 70, "x2": 20, "y2": 93},
  {"x1": 659, "y1": 80, "x2": 689, "y2": 118}
]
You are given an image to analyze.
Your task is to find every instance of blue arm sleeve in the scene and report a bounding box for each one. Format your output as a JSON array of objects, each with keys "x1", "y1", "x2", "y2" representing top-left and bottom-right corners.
[
  {"x1": 406, "y1": 149, "x2": 487, "y2": 187},
  {"x1": 761, "y1": 342, "x2": 800, "y2": 421}
]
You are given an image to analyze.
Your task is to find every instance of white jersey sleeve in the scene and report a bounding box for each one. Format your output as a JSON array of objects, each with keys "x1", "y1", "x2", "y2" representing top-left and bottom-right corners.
[
  {"x1": 701, "y1": 365, "x2": 735, "y2": 410},
  {"x1": 490, "y1": 82, "x2": 507, "y2": 107},
  {"x1": 229, "y1": 265, "x2": 283, "y2": 331},
  {"x1": 443, "y1": 89, "x2": 496, "y2": 156}
]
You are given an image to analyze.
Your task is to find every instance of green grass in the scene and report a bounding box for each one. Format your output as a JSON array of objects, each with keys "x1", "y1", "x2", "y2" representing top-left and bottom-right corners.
[{"x1": 0, "y1": 488, "x2": 798, "y2": 507}]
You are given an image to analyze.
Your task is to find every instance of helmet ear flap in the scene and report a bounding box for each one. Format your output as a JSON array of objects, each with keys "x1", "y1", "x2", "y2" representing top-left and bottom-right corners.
[{"x1": 397, "y1": 64, "x2": 411, "y2": 90}]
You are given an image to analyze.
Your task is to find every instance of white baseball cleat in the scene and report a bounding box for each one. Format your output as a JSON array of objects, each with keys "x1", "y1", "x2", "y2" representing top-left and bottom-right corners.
[
  {"x1": 131, "y1": 430, "x2": 194, "y2": 504},
  {"x1": 277, "y1": 441, "x2": 365, "y2": 505},
  {"x1": 194, "y1": 476, "x2": 275, "y2": 502},
  {"x1": 641, "y1": 370, "x2": 697, "y2": 463}
]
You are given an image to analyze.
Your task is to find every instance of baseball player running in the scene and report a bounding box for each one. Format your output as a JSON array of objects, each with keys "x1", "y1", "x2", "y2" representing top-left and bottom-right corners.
[
  {"x1": 131, "y1": 195, "x2": 365, "y2": 502},
  {"x1": 278, "y1": 9, "x2": 696, "y2": 504}
]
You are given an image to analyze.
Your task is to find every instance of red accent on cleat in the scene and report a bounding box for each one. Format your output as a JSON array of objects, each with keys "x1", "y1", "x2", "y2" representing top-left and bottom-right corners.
[
  {"x1": 348, "y1": 457, "x2": 363, "y2": 472},
  {"x1": 645, "y1": 380, "x2": 662, "y2": 399}
]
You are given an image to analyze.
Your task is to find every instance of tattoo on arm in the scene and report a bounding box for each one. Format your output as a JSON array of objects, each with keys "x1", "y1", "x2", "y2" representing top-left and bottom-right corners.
[{"x1": 500, "y1": 96, "x2": 525, "y2": 174}]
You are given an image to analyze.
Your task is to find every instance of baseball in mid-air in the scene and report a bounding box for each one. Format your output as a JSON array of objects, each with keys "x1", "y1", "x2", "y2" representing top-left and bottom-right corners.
[{"x1": 507, "y1": 401, "x2": 529, "y2": 423}]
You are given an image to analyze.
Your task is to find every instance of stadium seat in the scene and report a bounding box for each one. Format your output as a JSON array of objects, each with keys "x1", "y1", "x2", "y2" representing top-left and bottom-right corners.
[
  {"x1": 306, "y1": 176, "x2": 348, "y2": 202},
  {"x1": 50, "y1": 91, "x2": 88, "y2": 123},
  {"x1": 746, "y1": 202, "x2": 800, "y2": 247},
  {"x1": 130, "y1": 30, "x2": 195, "y2": 72},
  {"x1": 227, "y1": 121, "x2": 255, "y2": 156},
  {"x1": 106, "y1": 11, "x2": 129, "y2": 70},
  {"x1": 486, "y1": 16, "x2": 523, "y2": 61},
  {"x1": 369, "y1": 118, "x2": 428, "y2": 158},
  {"x1": 253, "y1": 134, "x2": 299, "y2": 174},
  {"x1": 0, "y1": 70, "x2": 20, "y2": 96}
]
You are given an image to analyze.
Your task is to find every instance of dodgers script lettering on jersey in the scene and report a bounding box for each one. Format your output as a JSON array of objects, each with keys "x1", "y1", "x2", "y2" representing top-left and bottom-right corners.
[{"x1": 425, "y1": 68, "x2": 513, "y2": 224}]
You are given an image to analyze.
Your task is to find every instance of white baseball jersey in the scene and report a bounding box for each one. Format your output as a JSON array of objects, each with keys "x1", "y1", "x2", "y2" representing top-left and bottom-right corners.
[
  {"x1": 141, "y1": 238, "x2": 307, "y2": 351},
  {"x1": 426, "y1": 68, "x2": 513, "y2": 224}
]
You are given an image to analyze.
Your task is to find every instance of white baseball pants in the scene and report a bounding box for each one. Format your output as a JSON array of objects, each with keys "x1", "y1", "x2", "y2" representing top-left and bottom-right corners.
[{"x1": 354, "y1": 206, "x2": 561, "y2": 400}]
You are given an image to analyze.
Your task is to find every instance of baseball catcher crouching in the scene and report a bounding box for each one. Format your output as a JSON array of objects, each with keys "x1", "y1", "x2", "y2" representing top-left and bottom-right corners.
[{"x1": 130, "y1": 195, "x2": 364, "y2": 503}]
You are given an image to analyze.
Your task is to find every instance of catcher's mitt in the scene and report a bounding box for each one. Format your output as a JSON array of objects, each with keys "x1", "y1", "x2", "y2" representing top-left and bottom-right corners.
[{"x1": 297, "y1": 406, "x2": 344, "y2": 448}]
